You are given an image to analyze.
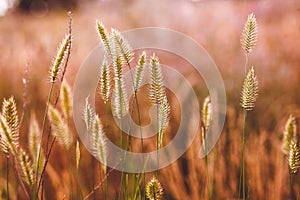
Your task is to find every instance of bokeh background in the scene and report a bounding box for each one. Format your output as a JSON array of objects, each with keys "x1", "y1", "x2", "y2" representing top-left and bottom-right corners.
[{"x1": 0, "y1": 0, "x2": 300, "y2": 199}]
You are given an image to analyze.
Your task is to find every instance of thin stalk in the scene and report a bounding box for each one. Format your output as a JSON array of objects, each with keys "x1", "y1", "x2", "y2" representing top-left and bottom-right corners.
[
  {"x1": 34, "y1": 83, "x2": 55, "y2": 199},
  {"x1": 203, "y1": 129, "x2": 211, "y2": 200},
  {"x1": 289, "y1": 171, "x2": 293, "y2": 200},
  {"x1": 98, "y1": 163, "x2": 104, "y2": 200},
  {"x1": 244, "y1": 54, "x2": 248, "y2": 76},
  {"x1": 156, "y1": 104, "x2": 159, "y2": 179},
  {"x1": 239, "y1": 109, "x2": 247, "y2": 200},
  {"x1": 6, "y1": 156, "x2": 9, "y2": 200}
]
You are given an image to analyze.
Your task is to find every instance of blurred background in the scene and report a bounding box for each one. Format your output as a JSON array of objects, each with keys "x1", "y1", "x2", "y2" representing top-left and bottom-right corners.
[{"x1": 0, "y1": 0, "x2": 300, "y2": 199}]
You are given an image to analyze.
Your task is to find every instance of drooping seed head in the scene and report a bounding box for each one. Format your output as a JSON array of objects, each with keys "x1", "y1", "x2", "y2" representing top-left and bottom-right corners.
[
  {"x1": 158, "y1": 96, "x2": 170, "y2": 149},
  {"x1": 18, "y1": 148, "x2": 34, "y2": 187}
]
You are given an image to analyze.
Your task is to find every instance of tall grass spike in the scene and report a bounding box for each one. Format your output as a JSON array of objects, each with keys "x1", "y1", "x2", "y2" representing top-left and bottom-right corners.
[{"x1": 241, "y1": 13, "x2": 258, "y2": 54}]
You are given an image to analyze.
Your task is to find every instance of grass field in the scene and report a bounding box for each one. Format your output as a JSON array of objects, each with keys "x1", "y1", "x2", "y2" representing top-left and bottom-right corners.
[{"x1": 0, "y1": 0, "x2": 299, "y2": 199}]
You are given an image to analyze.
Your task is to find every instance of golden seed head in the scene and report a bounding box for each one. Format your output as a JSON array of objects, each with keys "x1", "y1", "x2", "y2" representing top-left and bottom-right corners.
[
  {"x1": 282, "y1": 115, "x2": 297, "y2": 155},
  {"x1": 149, "y1": 54, "x2": 165, "y2": 105},
  {"x1": 288, "y1": 140, "x2": 300, "y2": 173},
  {"x1": 18, "y1": 148, "x2": 34, "y2": 186},
  {"x1": 146, "y1": 177, "x2": 164, "y2": 200},
  {"x1": 61, "y1": 81, "x2": 72, "y2": 121},
  {"x1": 134, "y1": 51, "x2": 147, "y2": 90},
  {"x1": 240, "y1": 67, "x2": 259, "y2": 111},
  {"x1": 48, "y1": 105, "x2": 73, "y2": 150},
  {"x1": 99, "y1": 57, "x2": 111, "y2": 104},
  {"x1": 158, "y1": 96, "x2": 170, "y2": 149},
  {"x1": 241, "y1": 13, "x2": 258, "y2": 54},
  {"x1": 76, "y1": 140, "x2": 80, "y2": 169},
  {"x1": 202, "y1": 96, "x2": 212, "y2": 130},
  {"x1": 50, "y1": 34, "x2": 71, "y2": 83},
  {"x1": 96, "y1": 21, "x2": 112, "y2": 57}
]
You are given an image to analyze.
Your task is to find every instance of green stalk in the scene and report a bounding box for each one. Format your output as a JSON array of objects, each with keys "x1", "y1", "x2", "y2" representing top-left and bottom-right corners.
[
  {"x1": 289, "y1": 171, "x2": 293, "y2": 200},
  {"x1": 34, "y1": 83, "x2": 55, "y2": 199},
  {"x1": 203, "y1": 131, "x2": 211, "y2": 200},
  {"x1": 6, "y1": 156, "x2": 9, "y2": 200},
  {"x1": 239, "y1": 109, "x2": 247, "y2": 200}
]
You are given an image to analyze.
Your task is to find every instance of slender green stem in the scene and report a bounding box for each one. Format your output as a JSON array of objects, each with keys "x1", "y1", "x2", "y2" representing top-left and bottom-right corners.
[
  {"x1": 34, "y1": 83, "x2": 54, "y2": 199},
  {"x1": 290, "y1": 171, "x2": 293, "y2": 200},
  {"x1": 239, "y1": 110, "x2": 247, "y2": 200},
  {"x1": 6, "y1": 156, "x2": 9, "y2": 200},
  {"x1": 203, "y1": 129, "x2": 211, "y2": 200},
  {"x1": 98, "y1": 163, "x2": 104, "y2": 199},
  {"x1": 156, "y1": 104, "x2": 160, "y2": 179}
]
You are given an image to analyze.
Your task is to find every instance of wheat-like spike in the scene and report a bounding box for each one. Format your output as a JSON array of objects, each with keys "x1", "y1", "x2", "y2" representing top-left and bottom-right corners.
[
  {"x1": 29, "y1": 112, "x2": 41, "y2": 163},
  {"x1": 18, "y1": 148, "x2": 34, "y2": 187},
  {"x1": 202, "y1": 96, "x2": 212, "y2": 130},
  {"x1": 60, "y1": 81, "x2": 72, "y2": 121},
  {"x1": 145, "y1": 177, "x2": 164, "y2": 200},
  {"x1": 134, "y1": 51, "x2": 147, "y2": 90},
  {"x1": 158, "y1": 96, "x2": 170, "y2": 149},
  {"x1": 0, "y1": 97, "x2": 19, "y2": 156},
  {"x1": 83, "y1": 97, "x2": 95, "y2": 133},
  {"x1": 48, "y1": 105, "x2": 73, "y2": 150},
  {"x1": 240, "y1": 67, "x2": 259, "y2": 111},
  {"x1": 241, "y1": 13, "x2": 258, "y2": 54},
  {"x1": 91, "y1": 115, "x2": 107, "y2": 173},
  {"x1": 2, "y1": 97, "x2": 19, "y2": 145},
  {"x1": 0, "y1": 116, "x2": 15, "y2": 156},
  {"x1": 112, "y1": 56, "x2": 128, "y2": 118},
  {"x1": 282, "y1": 115, "x2": 297, "y2": 155},
  {"x1": 149, "y1": 54, "x2": 166, "y2": 105},
  {"x1": 50, "y1": 34, "x2": 71, "y2": 83},
  {"x1": 96, "y1": 21, "x2": 112, "y2": 57},
  {"x1": 76, "y1": 140, "x2": 80, "y2": 169},
  {"x1": 111, "y1": 28, "x2": 134, "y2": 66},
  {"x1": 288, "y1": 140, "x2": 300, "y2": 173},
  {"x1": 99, "y1": 57, "x2": 111, "y2": 104}
]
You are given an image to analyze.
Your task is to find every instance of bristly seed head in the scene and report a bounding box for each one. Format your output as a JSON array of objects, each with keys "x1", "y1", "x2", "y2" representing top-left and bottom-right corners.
[
  {"x1": 240, "y1": 67, "x2": 259, "y2": 111},
  {"x1": 288, "y1": 140, "x2": 300, "y2": 173},
  {"x1": 99, "y1": 57, "x2": 111, "y2": 104},
  {"x1": 202, "y1": 96, "x2": 212, "y2": 130},
  {"x1": 241, "y1": 13, "x2": 258, "y2": 54},
  {"x1": 50, "y1": 34, "x2": 71, "y2": 83},
  {"x1": 134, "y1": 51, "x2": 147, "y2": 90},
  {"x1": 282, "y1": 115, "x2": 297, "y2": 155},
  {"x1": 149, "y1": 54, "x2": 165, "y2": 105},
  {"x1": 96, "y1": 21, "x2": 112, "y2": 57},
  {"x1": 146, "y1": 177, "x2": 164, "y2": 200}
]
